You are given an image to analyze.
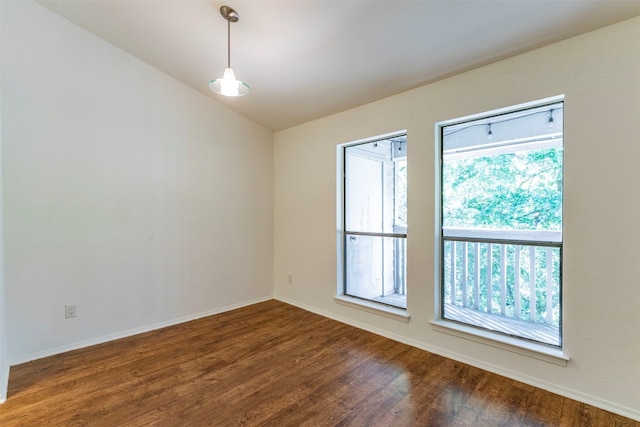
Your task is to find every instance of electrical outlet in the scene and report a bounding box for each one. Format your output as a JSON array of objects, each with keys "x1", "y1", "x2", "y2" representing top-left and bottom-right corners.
[
  {"x1": 65, "y1": 304, "x2": 77, "y2": 318},
  {"x1": 288, "y1": 274, "x2": 293, "y2": 284}
]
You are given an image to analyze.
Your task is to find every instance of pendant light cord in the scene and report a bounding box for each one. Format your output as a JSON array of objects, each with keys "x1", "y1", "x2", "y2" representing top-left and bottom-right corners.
[{"x1": 227, "y1": 19, "x2": 231, "y2": 68}]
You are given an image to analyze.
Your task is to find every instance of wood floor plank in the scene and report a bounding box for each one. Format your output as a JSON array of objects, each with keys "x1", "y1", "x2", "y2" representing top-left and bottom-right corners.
[{"x1": 0, "y1": 300, "x2": 636, "y2": 426}]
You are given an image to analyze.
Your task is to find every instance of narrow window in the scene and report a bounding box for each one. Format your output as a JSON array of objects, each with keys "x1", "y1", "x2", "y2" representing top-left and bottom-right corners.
[
  {"x1": 437, "y1": 98, "x2": 563, "y2": 347},
  {"x1": 341, "y1": 134, "x2": 407, "y2": 309}
]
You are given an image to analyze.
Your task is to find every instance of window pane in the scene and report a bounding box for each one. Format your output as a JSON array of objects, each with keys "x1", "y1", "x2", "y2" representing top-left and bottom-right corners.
[
  {"x1": 442, "y1": 240, "x2": 560, "y2": 346},
  {"x1": 345, "y1": 149, "x2": 384, "y2": 233},
  {"x1": 345, "y1": 234, "x2": 406, "y2": 308}
]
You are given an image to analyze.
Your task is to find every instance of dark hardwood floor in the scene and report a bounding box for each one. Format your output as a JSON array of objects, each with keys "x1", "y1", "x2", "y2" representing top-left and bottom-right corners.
[{"x1": 0, "y1": 300, "x2": 636, "y2": 426}]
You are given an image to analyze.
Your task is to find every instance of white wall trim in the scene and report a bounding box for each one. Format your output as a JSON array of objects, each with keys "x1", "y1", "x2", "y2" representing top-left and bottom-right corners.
[
  {"x1": 0, "y1": 363, "x2": 8, "y2": 404},
  {"x1": 275, "y1": 295, "x2": 640, "y2": 422},
  {"x1": 0, "y1": 0, "x2": 6, "y2": 404},
  {"x1": 7, "y1": 296, "x2": 272, "y2": 368},
  {"x1": 334, "y1": 295, "x2": 410, "y2": 322},
  {"x1": 430, "y1": 319, "x2": 568, "y2": 366}
]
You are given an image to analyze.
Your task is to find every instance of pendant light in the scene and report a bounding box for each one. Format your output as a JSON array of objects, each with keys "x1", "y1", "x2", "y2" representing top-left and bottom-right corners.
[{"x1": 209, "y1": 5, "x2": 249, "y2": 97}]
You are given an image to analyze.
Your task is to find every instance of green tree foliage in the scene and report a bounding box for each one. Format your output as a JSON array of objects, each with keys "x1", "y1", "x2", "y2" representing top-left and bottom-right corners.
[{"x1": 443, "y1": 148, "x2": 563, "y2": 231}]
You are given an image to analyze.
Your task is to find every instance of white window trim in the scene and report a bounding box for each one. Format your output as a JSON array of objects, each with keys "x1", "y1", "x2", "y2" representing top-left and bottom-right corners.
[
  {"x1": 430, "y1": 318, "x2": 569, "y2": 366},
  {"x1": 334, "y1": 295, "x2": 411, "y2": 323},
  {"x1": 336, "y1": 130, "x2": 408, "y2": 317},
  {"x1": 433, "y1": 96, "x2": 569, "y2": 364}
]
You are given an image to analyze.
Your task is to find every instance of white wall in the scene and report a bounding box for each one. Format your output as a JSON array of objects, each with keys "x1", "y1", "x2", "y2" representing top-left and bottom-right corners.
[
  {"x1": 1, "y1": 1, "x2": 273, "y2": 363},
  {"x1": 274, "y1": 17, "x2": 640, "y2": 419}
]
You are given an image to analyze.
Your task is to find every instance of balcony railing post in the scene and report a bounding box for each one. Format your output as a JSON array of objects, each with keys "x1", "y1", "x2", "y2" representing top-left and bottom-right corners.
[
  {"x1": 450, "y1": 241, "x2": 456, "y2": 305},
  {"x1": 487, "y1": 243, "x2": 493, "y2": 314},
  {"x1": 473, "y1": 242, "x2": 480, "y2": 310},
  {"x1": 500, "y1": 244, "x2": 507, "y2": 316},
  {"x1": 514, "y1": 245, "x2": 521, "y2": 319},
  {"x1": 546, "y1": 247, "x2": 554, "y2": 324},
  {"x1": 529, "y1": 247, "x2": 536, "y2": 322},
  {"x1": 461, "y1": 241, "x2": 468, "y2": 307}
]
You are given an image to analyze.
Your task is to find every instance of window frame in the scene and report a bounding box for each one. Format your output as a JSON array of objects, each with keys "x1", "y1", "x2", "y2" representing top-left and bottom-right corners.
[
  {"x1": 335, "y1": 131, "x2": 410, "y2": 320},
  {"x1": 433, "y1": 96, "x2": 569, "y2": 364}
]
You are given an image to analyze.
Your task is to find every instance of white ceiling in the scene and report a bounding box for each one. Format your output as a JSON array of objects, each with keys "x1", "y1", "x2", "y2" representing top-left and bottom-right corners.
[{"x1": 38, "y1": 0, "x2": 640, "y2": 131}]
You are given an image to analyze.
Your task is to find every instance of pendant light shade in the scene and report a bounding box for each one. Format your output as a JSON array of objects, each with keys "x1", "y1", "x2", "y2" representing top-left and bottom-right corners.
[
  {"x1": 209, "y1": 6, "x2": 249, "y2": 97},
  {"x1": 210, "y1": 68, "x2": 250, "y2": 97}
]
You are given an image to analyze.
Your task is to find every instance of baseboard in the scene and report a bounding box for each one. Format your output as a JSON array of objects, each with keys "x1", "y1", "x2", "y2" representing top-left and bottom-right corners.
[
  {"x1": 274, "y1": 295, "x2": 640, "y2": 422},
  {"x1": 8, "y1": 295, "x2": 273, "y2": 367}
]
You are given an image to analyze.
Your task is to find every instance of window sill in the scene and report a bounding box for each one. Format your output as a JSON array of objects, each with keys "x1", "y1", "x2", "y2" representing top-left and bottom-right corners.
[
  {"x1": 334, "y1": 295, "x2": 410, "y2": 323},
  {"x1": 430, "y1": 319, "x2": 569, "y2": 366}
]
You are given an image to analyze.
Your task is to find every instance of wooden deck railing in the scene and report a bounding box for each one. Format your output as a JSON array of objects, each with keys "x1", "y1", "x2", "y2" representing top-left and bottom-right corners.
[{"x1": 442, "y1": 227, "x2": 561, "y2": 333}]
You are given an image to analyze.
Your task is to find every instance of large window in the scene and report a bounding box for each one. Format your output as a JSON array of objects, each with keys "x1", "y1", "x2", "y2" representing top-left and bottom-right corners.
[
  {"x1": 340, "y1": 134, "x2": 407, "y2": 309},
  {"x1": 437, "y1": 98, "x2": 563, "y2": 347}
]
